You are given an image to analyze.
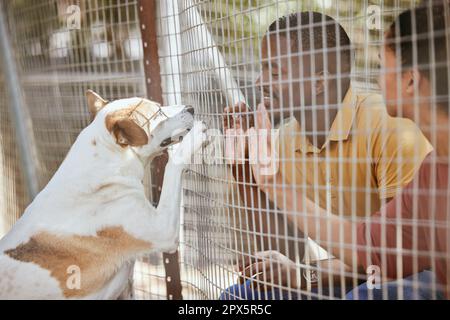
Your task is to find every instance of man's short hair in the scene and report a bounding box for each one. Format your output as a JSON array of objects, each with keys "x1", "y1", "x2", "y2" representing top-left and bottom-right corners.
[{"x1": 267, "y1": 11, "x2": 353, "y2": 92}]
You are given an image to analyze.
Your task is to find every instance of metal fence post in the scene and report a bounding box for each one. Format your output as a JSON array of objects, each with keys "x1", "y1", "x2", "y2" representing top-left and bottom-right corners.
[
  {"x1": 137, "y1": 0, "x2": 183, "y2": 300},
  {"x1": 0, "y1": 2, "x2": 40, "y2": 199}
]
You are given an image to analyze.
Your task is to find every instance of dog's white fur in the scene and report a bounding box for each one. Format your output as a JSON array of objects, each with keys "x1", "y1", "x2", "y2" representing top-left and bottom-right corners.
[{"x1": 0, "y1": 91, "x2": 207, "y2": 299}]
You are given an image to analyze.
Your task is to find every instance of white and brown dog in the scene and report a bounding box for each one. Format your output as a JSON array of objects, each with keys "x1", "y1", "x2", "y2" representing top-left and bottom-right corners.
[{"x1": 0, "y1": 90, "x2": 207, "y2": 299}]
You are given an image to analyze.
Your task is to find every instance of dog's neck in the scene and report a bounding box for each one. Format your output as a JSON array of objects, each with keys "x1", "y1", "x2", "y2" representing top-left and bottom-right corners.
[{"x1": 44, "y1": 125, "x2": 147, "y2": 201}]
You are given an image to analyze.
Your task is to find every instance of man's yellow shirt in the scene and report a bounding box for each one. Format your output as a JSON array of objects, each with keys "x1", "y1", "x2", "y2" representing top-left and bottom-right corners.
[{"x1": 277, "y1": 87, "x2": 433, "y2": 217}]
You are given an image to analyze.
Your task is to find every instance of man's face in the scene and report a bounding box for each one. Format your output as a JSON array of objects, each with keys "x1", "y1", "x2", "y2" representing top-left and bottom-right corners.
[{"x1": 257, "y1": 34, "x2": 314, "y2": 123}]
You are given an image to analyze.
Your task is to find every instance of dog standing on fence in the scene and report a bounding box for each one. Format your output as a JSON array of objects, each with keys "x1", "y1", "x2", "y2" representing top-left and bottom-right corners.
[{"x1": 0, "y1": 90, "x2": 207, "y2": 299}]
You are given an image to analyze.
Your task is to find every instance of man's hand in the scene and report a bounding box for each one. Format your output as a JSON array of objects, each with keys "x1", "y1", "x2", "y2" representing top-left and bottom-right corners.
[
  {"x1": 223, "y1": 102, "x2": 254, "y2": 132},
  {"x1": 238, "y1": 251, "x2": 302, "y2": 291},
  {"x1": 223, "y1": 102, "x2": 254, "y2": 164},
  {"x1": 248, "y1": 102, "x2": 281, "y2": 199}
]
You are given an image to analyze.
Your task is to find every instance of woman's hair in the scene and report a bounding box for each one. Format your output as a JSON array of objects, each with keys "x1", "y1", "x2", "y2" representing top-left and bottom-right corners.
[{"x1": 386, "y1": 1, "x2": 450, "y2": 111}]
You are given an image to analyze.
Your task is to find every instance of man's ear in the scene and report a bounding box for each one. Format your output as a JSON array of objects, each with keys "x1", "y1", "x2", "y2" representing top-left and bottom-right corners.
[
  {"x1": 405, "y1": 69, "x2": 421, "y2": 95},
  {"x1": 86, "y1": 90, "x2": 108, "y2": 120},
  {"x1": 105, "y1": 114, "x2": 149, "y2": 147},
  {"x1": 314, "y1": 70, "x2": 328, "y2": 96}
]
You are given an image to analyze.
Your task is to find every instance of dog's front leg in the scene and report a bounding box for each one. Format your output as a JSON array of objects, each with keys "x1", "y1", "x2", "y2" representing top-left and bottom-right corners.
[
  {"x1": 155, "y1": 161, "x2": 183, "y2": 252},
  {"x1": 155, "y1": 121, "x2": 207, "y2": 252}
]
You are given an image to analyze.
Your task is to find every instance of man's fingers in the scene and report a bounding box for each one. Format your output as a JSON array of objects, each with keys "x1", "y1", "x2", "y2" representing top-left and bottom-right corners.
[
  {"x1": 227, "y1": 102, "x2": 248, "y2": 115},
  {"x1": 244, "y1": 256, "x2": 276, "y2": 281},
  {"x1": 235, "y1": 101, "x2": 247, "y2": 112},
  {"x1": 237, "y1": 255, "x2": 255, "y2": 273},
  {"x1": 256, "y1": 103, "x2": 272, "y2": 134},
  {"x1": 250, "y1": 263, "x2": 278, "y2": 291},
  {"x1": 250, "y1": 159, "x2": 260, "y2": 186},
  {"x1": 252, "y1": 104, "x2": 272, "y2": 156},
  {"x1": 223, "y1": 107, "x2": 231, "y2": 130},
  {"x1": 262, "y1": 105, "x2": 272, "y2": 143},
  {"x1": 224, "y1": 103, "x2": 245, "y2": 130},
  {"x1": 247, "y1": 128, "x2": 261, "y2": 182},
  {"x1": 252, "y1": 272, "x2": 271, "y2": 292},
  {"x1": 223, "y1": 104, "x2": 240, "y2": 129},
  {"x1": 224, "y1": 102, "x2": 257, "y2": 133},
  {"x1": 254, "y1": 250, "x2": 280, "y2": 260},
  {"x1": 237, "y1": 255, "x2": 263, "y2": 284},
  {"x1": 242, "y1": 261, "x2": 265, "y2": 283}
]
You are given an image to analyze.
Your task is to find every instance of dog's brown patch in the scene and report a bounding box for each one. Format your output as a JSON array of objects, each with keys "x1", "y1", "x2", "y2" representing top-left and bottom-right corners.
[
  {"x1": 91, "y1": 139, "x2": 96, "y2": 146},
  {"x1": 105, "y1": 107, "x2": 148, "y2": 147},
  {"x1": 5, "y1": 227, "x2": 151, "y2": 298}
]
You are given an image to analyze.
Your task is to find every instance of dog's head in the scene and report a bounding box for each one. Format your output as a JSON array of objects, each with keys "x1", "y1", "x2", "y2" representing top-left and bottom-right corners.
[{"x1": 86, "y1": 90, "x2": 194, "y2": 159}]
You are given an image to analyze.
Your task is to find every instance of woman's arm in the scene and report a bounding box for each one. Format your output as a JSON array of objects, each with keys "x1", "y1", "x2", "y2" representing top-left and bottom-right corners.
[{"x1": 268, "y1": 180, "x2": 358, "y2": 268}]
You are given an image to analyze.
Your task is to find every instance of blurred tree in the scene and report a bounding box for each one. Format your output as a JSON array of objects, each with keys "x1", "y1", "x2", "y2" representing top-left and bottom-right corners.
[{"x1": 197, "y1": 0, "x2": 421, "y2": 85}]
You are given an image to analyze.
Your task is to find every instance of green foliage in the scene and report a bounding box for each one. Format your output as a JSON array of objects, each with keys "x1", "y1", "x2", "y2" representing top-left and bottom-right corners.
[{"x1": 198, "y1": 0, "x2": 422, "y2": 73}]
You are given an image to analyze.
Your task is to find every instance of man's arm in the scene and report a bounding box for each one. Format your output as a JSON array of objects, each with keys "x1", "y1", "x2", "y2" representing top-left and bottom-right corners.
[
  {"x1": 240, "y1": 249, "x2": 364, "y2": 292},
  {"x1": 223, "y1": 103, "x2": 305, "y2": 261},
  {"x1": 237, "y1": 170, "x2": 365, "y2": 289},
  {"x1": 246, "y1": 103, "x2": 357, "y2": 268},
  {"x1": 231, "y1": 159, "x2": 305, "y2": 261},
  {"x1": 307, "y1": 258, "x2": 365, "y2": 291}
]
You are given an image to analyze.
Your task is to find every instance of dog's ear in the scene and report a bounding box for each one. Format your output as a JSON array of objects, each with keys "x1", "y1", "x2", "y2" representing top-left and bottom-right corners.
[
  {"x1": 86, "y1": 90, "x2": 108, "y2": 120},
  {"x1": 105, "y1": 115, "x2": 149, "y2": 147}
]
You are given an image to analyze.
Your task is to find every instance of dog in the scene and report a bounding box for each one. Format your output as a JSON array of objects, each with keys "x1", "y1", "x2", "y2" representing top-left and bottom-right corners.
[{"x1": 0, "y1": 90, "x2": 207, "y2": 299}]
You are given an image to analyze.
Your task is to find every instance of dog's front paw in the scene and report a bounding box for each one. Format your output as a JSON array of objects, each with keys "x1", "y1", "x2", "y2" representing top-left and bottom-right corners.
[{"x1": 170, "y1": 121, "x2": 208, "y2": 165}]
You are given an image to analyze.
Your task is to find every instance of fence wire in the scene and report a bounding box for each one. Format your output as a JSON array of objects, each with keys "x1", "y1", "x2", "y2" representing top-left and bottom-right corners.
[
  {"x1": 1, "y1": 0, "x2": 449, "y2": 300},
  {"x1": 0, "y1": 0, "x2": 168, "y2": 300},
  {"x1": 156, "y1": 0, "x2": 448, "y2": 300}
]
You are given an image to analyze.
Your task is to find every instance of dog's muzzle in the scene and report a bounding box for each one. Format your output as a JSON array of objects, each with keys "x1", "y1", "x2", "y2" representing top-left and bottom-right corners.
[
  {"x1": 157, "y1": 105, "x2": 194, "y2": 148},
  {"x1": 159, "y1": 125, "x2": 192, "y2": 148},
  {"x1": 127, "y1": 100, "x2": 194, "y2": 167},
  {"x1": 128, "y1": 101, "x2": 193, "y2": 147}
]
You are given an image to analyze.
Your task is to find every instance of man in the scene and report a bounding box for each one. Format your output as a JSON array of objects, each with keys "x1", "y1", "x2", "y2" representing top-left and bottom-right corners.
[
  {"x1": 222, "y1": 11, "x2": 432, "y2": 299},
  {"x1": 249, "y1": 2, "x2": 449, "y2": 299}
]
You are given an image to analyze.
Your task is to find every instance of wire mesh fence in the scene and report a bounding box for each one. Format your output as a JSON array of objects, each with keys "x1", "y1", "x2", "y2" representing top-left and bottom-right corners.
[
  {"x1": 0, "y1": 0, "x2": 168, "y2": 299},
  {"x1": 1, "y1": 0, "x2": 449, "y2": 300},
  {"x1": 158, "y1": 0, "x2": 448, "y2": 300}
]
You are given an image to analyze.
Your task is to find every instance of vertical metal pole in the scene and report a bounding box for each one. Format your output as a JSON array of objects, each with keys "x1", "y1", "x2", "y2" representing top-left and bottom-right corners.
[
  {"x1": 137, "y1": 0, "x2": 183, "y2": 300},
  {"x1": 0, "y1": 3, "x2": 39, "y2": 199}
]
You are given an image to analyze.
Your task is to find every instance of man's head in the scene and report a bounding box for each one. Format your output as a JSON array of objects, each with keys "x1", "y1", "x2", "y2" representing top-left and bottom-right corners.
[
  {"x1": 257, "y1": 11, "x2": 352, "y2": 124},
  {"x1": 380, "y1": 0, "x2": 450, "y2": 131}
]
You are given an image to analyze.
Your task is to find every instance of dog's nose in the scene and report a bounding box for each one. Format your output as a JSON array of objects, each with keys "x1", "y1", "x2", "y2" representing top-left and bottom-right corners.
[{"x1": 185, "y1": 106, "x2": 194, "y2": 116}]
